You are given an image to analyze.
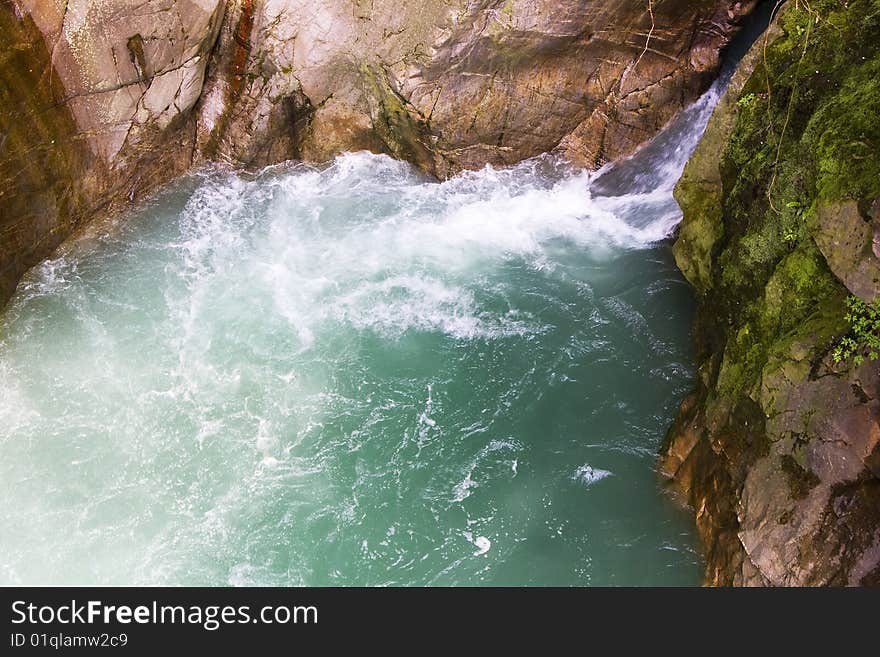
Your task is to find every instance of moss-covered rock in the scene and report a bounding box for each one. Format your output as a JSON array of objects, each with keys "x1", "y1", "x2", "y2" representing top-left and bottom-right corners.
[
  {"x1": 672, "y1": 15, "x2": 784, "y2": 295},
  {"x1": 662, "y1": 0, "x2": 880, "y2": 586}
]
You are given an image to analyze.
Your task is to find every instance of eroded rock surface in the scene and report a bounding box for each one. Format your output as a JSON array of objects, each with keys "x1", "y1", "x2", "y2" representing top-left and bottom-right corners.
[
  {"x1": 1, "y1": 0, "x2": 226, "y2": 302},
  {"x1": 196, "y1": 0, "x2": 759, "y2": 175},
  {"x1": 814, "y1": 200, "x2": 880, "y2": 304}
]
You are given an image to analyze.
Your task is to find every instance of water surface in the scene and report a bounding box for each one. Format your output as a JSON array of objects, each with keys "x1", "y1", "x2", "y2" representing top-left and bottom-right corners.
[{"x1": 0, "y1": 53, "x2": 749, "y2": 585}]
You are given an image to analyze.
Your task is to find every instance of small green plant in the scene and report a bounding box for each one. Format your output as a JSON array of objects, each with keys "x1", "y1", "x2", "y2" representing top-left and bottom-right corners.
[
  {"x1": 737, "y1": 93, "x2": 758, "y2": 110},
  {"x1": 832, "y1": 296, "x2": 880, "y2": 365},
  {"x1": 782, "y1": 202, "x2": 803, "y2": 246}
]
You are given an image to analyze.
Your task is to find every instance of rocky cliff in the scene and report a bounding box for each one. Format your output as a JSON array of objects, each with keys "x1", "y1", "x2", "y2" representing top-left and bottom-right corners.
[
  {"x1": 661, "y1": 0, "x2": 880, "y2": 586},
  {"x1": 1, "y1": 0, "x2": 758, "y2": 306},
  {"x1": 0, "y1": 0, "x2": 226, "y2": 304}
]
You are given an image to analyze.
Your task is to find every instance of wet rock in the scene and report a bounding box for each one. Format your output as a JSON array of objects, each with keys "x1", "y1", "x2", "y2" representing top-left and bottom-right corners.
[
  {"x1": 18, "y1": 0, "x2": 225, "y2": 163},
  {"x1": 1, "y1": 0, "x2": 757, "y2": 307},
  {"x1": 1, "y1": 0, "x2": 226, "y2": 304}
]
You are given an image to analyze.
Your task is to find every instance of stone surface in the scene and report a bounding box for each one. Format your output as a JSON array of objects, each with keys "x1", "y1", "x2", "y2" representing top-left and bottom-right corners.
[
  {"x1": 814, "y1": 200, "x2": 880, "y2": 303},
  {"x1": 19, "y1": 0, "x2": 226, "y2": 163},
  {"x1": 1, "y1": 0, "x2": 226, "y2": 303},
  {"x1": 197, "y1": 0, "x2": 759, "y2": 175},
  {"x1": 672, "y1": 14, "x2": 783, "y2": 295}
]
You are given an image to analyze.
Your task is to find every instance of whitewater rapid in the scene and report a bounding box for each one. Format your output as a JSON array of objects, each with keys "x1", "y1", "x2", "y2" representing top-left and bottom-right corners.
[{"x1": 0, "y1": 25, "x2": 756, "y2": 584}]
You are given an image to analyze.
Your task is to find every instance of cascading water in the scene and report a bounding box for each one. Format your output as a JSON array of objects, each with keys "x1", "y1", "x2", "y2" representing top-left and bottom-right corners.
[{"x1": 0, "y1": 11, "x2": 770, "y2": 585}]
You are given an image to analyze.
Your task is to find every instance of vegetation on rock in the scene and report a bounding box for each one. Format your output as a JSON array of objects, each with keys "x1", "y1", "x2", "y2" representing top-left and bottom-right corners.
[
  {"x1": 663, "y1": 0, "x2": 880, "y2": 585},
  {"x1": 832, "y1": 296, "x2": 880, "y2": 365},
  {"x1": 688, "y1": 0, "x2": 880, "y2": 395}
]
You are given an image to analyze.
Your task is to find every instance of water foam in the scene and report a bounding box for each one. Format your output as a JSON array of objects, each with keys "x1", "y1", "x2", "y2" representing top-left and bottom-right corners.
[
  {"x1": 151, "y1": 123, "x2": 710, "y2": 353},
  {"x1": 574, "y1": 464, "x2": 614, "y2": 486}
]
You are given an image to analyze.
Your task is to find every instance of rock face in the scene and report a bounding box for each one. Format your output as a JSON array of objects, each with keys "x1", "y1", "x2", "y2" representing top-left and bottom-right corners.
[
  {"x1": 1, "y1": 0, "x2": 758, "y2": 306},
  {"x1": 0, "y1": 0, "x2": 226, "y2": 303},
  {"x1": 662, "y1": 0, "x2": 880, "y2": 586},
  {"x1": 196, "y1": 0, "x2": 760, "y2": 175}
]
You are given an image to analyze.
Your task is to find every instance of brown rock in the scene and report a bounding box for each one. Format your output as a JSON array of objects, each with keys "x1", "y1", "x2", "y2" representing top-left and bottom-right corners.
[
  {"x1": 1, "y1": 0, "x2": 226, "y2": 305},
  {"x1": 815, "y1": 200, "x2": 880, "y2": 303},
  {"x1": 197, "y1": 0, "x2": 759, "y2": 175}
]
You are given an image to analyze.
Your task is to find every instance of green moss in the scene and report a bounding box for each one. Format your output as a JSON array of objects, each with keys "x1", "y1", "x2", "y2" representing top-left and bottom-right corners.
[
  {"x1": 359, "y1": 63, "x2": 435, "y2": 172},
  {"x1": 806, "y1": 58, "x2": 880, "y2": 202},
  {"x1": 720, "y1": 0, "x2": 880, "y2": 278},
  {"x1": 672, "y1": 180, "x2": 724, "y2": 292},
  {"x1": 761, "y1": 244, "x2": 838, "y2": 332},
  {"x1": 683, "y1": 0, "x2": 880, "y2": 400}
]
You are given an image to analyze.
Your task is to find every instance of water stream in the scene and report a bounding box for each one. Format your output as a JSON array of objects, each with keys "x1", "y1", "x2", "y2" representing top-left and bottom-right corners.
[{"x1": 0, "y1": 11, "x2": 770, "y2": 585}]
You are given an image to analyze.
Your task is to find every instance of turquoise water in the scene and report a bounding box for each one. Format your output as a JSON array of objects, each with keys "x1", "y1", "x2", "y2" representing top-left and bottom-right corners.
[{"x1": 0, "y1": 68, "x2": 744, "y2": 585}]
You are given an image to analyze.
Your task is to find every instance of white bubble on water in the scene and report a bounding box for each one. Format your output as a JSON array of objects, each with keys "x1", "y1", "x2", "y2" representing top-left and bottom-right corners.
[{"x1": 573, "y1": 464, "x2": 613, "y2": 486}]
